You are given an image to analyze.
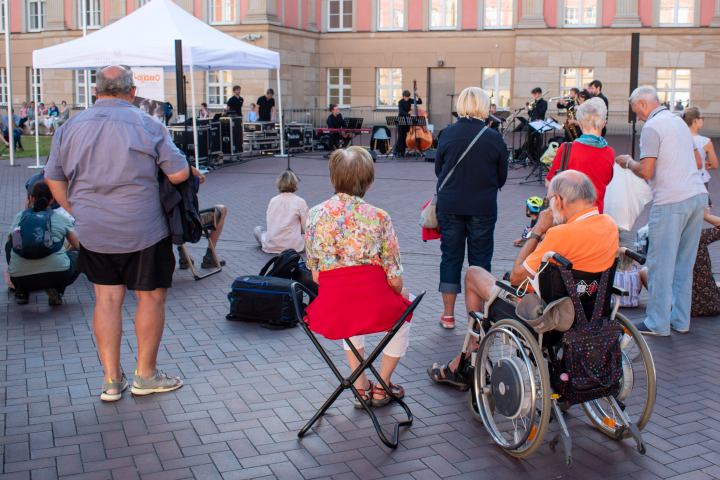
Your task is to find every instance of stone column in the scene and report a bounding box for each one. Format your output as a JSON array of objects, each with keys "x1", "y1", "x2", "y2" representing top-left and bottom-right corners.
[
  {"x1": 45, "y1": 1, "x2": 67, "y2": 30},
  {"x1": 108, "y1": 2, "x2": 126, "y2": 24},
  {"x1": 612, "y1": 0, "x2": 642, "y2": 27},
  {"x1": 517, "y1": 0, "x2": 547, "y2": 28},
  {"x1": 307, "y1": 0, "x2": 318, "y2": 31},
  {"x1": 244, "y1": 0, "x2": 281, "y2": 25},
  {"x1": 711, "y1": 0, "x2": 720, "y2": 26}
]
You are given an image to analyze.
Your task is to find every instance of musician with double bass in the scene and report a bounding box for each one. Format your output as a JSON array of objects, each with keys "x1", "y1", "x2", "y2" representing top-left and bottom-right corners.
[
  {"x1": 394, "y1": 89, "x2": 423, "y2": 156},
  {"x1": 432, "y1": 87, "x2": 508, "y2": 330}
]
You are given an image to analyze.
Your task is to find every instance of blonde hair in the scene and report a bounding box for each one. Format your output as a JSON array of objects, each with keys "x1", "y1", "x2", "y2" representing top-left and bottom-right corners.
[
  {"x1": 328, "y1": 147, "x2": 375, "y2": 198},
  {"x1": 682, "y1": 106, "x2": 702, "y2": 128},
  {"x1": 456, "y1": 87, "x2": 490, "y2": 119},
  {"x1": 276, "y1": 170, "x2": 299, "y2": 193}
]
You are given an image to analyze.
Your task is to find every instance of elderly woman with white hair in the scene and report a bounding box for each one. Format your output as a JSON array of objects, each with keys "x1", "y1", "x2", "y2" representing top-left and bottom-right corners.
[
  {"x1": 545, "y1": 97, "x2": 615, "y2": 213},
  {"x1": 430, "y1": 87, "x2": 508, "y2": 333}
]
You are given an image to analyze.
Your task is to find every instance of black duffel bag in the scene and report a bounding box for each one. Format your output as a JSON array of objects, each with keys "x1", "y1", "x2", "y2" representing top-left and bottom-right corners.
[{"x1": 226, "y1": 275, "x2": 300, "y2": 329}]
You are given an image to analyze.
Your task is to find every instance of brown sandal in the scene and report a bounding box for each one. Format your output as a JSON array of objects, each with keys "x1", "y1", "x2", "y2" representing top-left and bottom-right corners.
[
  {"x1": 353, "y1": 380, "x2": 374, "y2": 409},
  {"x1": 371, "y1": 383, "x2": 404, "y2": 407}
]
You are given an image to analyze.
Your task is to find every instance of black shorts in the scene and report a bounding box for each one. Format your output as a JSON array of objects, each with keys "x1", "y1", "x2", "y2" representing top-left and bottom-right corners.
[{"x1": 76, "y1": 236, "x2": 175, "y2": 291}]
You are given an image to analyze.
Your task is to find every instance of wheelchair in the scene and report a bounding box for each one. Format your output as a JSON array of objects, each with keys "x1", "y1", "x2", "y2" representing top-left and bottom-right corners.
[{"x1": 462, "y1": 249, "x2": 656, "y2": 467}]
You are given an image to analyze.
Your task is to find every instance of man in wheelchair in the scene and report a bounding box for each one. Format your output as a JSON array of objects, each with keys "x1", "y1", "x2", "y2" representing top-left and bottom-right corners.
[{"x1": 428, "y1": 170, "x2": 619, "y2": 389}]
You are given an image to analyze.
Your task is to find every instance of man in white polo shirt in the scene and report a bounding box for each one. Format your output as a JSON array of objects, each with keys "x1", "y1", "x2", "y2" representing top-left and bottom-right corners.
[{"x1": 616, "y1": 85, "x2": 707, "y2": 336}]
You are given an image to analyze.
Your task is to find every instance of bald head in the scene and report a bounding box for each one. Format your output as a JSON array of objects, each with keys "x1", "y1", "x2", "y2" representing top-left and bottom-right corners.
[
  {"x1": 95, "y1": 65, "x2": 135, "y2": 101},
  {"x1": 549, "y1": 170, "x2": 597, "y2": 206}
]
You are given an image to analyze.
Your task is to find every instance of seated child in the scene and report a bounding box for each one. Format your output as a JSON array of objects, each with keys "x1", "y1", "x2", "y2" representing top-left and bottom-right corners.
[
  {"x1": 513, "y1": 196, "x2": 543, "y2": 247},
  {"x1": 254, "y1": 170, "x2": 309, "y2": 254}
]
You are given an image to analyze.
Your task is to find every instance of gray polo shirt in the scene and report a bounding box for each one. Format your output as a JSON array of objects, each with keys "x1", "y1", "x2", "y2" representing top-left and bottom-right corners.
[
  {"x1": 640, "y1": 106, "x2": 705, "y2": 206},
  {"x1": 44, "y1": 98, "x2": 188, "y2": 254}
]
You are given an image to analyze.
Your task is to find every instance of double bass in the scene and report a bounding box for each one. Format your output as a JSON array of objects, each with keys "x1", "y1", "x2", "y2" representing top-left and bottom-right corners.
[{"x1": 406, "y1": 80, "x2": 433, "y2": 152}]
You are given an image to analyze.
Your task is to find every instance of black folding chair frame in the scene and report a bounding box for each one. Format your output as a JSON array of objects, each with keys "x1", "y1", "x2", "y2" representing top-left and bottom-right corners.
[{"x1": 291, "y1": 282, "x2": 425, "y2": 449}]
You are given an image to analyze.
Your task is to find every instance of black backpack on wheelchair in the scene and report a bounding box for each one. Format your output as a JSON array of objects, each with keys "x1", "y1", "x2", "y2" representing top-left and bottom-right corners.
[{"x1": 538, "y1": 261, "x2": 624, "y2": 406}]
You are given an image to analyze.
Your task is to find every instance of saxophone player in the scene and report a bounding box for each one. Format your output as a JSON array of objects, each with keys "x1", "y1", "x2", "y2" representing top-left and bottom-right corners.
[{"x1": 559, "y1": 88, "x2": 580, "y2": 142}]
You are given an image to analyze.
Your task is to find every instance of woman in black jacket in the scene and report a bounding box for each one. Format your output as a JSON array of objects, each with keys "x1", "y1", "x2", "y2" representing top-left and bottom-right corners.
[{"x1": 434, "y1": 87, "x2": 508, "y2": 329}]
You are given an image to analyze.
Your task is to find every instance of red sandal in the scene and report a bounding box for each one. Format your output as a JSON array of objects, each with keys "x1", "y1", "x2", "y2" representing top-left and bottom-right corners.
[
  {"x1": 440, "y1": 315, "x2": 455, "y2": 329},
  {"x1": 371, "y1": 382, "x2": 404, "y2": 407},
  {"x1": 353, "y1": 381, "x2": 374, "y2": 409}
]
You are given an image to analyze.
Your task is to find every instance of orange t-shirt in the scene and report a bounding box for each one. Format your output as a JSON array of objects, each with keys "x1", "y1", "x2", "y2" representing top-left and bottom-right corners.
[{"x1": 523, "y1": 207, "x2": 618, "y2": 284}]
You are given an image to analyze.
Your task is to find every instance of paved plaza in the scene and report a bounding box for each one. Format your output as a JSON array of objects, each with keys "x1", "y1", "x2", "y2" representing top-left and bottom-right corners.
[{"x1": 2, "y1": 142, "x2": 720, "y2": 479}]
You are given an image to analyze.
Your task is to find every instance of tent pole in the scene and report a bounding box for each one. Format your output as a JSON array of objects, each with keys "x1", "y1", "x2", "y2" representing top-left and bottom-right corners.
[
  {"x1": 4, "y1": 2, "x2": 14, "y2": 166},
  {"x1": 83, "y1": 2, "x2": 89, "y2": 108},
  {"x1": 189, "y1": 62, "x2": 201, "y2": 172},
  {"x1": 275, "y1": 68, "x2": 288, "y2": 169},
  {"x1": 31, "y1": 68, "x2": 41, "y2": 168}
]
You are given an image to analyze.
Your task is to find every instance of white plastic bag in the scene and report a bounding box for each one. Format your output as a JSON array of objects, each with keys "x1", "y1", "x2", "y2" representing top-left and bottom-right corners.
[{"x1": 603, "y1": 163, "x2": 653, "y2": 231}]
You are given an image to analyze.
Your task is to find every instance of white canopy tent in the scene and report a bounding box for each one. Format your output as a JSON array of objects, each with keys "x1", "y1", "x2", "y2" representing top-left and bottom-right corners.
[{"x1": 31, "y1": 0, "x2": 283, "y2": 168}]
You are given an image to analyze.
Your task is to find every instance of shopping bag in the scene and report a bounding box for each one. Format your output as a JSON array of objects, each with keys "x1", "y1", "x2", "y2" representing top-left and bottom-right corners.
[{"x1": 603, "y1": 163, "x2": 652, "y2": 231}]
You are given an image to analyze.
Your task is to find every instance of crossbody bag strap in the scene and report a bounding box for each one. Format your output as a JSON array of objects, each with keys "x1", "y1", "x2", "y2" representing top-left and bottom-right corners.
[
  {"x1": 437, "y1": 126, "x2": 488, "y2": 194},
  {"x1": 560, "y1": 142, "x2": 573, "y2": 172}
]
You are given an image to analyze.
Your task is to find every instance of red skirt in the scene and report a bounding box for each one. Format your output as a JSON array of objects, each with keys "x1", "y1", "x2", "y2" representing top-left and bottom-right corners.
[{"x1": 304, "y1": 264, "x2": 412, "y2": 340}]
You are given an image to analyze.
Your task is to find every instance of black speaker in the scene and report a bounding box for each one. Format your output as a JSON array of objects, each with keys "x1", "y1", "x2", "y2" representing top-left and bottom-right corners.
[
  {"x1": 220, "y1": 117, "x2": 243, "y2": 155},
  {"x1": 209, "y1": 122, "x2": 221, "y2": 154},
  {"x1": 424, "y1": 149, "x2": 437, "y2": 162},
  {"x1": 169, "y1": 125, "x2": 210, "y2": 159}
]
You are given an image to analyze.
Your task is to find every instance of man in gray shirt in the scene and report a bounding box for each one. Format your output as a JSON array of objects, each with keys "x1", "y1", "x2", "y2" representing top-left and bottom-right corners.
[
  {"x1": 45, "y1": 65, "x2": 190, "y2": 401},
  {"x1": 616, "y1": 85, "x2": 707, "y2": 336}
]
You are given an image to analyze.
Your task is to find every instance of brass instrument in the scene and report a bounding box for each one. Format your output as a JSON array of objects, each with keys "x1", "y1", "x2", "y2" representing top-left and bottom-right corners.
[{"x1": 563, "y1": 106, "x2": 580, "y2": 140}]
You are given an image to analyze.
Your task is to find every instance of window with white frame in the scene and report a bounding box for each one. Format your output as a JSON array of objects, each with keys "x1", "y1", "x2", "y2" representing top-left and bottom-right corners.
[
  {"x1": 75, "y1": 70, "x2": 97, "y2": 106},
  {"x1": 328, "y1": 0, "x2": 352, "y2": 31},
  {"x1": 0, "y1": 3, "x2": 6, "y2": 33},
  {"x1": 377, "y1": 0, "x2": 403, "y2": 30},
  {"x1": 430, "y1": 0, "x2": 457, "y2": 29},
  {"x1": 207, "y1": 71, "x2": 233, "y2": 107},
  {"x1": 659, "y1": 0, "x2": 693, "y2": 25},
  {"x1": 209, "y1": 0, "x2": 236, "y2": 24},
  {"x1": 563, "y1": 0, "x2": 597, "y2": 26},
  {"x1": 29, "y1": 68, "x2": 42, "y2": 102},
  {"x1": 376, "y1": 68, "x2": 402, "y2": 107},
  {"x1": 559, "y1": 67, "x2": 594, "y2": 96},
  {"x1": 328, "y1": 68, "x2": 351, "y2": 107},
  {"x1": 485, "y1": 0, "x2": 513, "y2": 28},
  {"x1": 28, "y1": 1, "x2": 46, "y2": 32},
  {"x1": 77, "y1": 0, "x2": 101, "y2": 29},
  {"x1": 138, "y1": 0, "x2": 151, "y2": 6},
  {"x1": 656, "y1": 69, "x2": 691, "y2": 111},
  {"x1": 0, "y1": 68, "x2": 7, "y2": 105},
  {"x1": 482, "y1": 68, "x2": 511, "y2": 109}
]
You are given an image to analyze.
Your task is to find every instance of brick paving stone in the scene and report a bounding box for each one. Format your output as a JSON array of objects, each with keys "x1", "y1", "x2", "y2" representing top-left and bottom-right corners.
[{"x1": 3, "y1": 147, "x2": 720, "y2": 478}]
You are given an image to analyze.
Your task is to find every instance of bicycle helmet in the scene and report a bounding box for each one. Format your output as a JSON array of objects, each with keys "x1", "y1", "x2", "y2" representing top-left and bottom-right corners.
[{"x1": 526, "y1": 196, "x2": 543, "y2": 213}]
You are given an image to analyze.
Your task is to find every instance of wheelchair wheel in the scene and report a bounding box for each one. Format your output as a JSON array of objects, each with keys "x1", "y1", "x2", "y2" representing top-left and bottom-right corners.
[
  {"x1": 582, "y1": 312, "x2": 657, "y2": 439},
  {"x1": 471, "y1": 319, "x2": 551, "y2": 458}
]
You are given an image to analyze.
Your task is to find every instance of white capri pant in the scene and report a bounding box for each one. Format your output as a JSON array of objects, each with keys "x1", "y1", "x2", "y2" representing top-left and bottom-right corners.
[{"x1": 342, "y1": 321, "x2": 411, "y2": 358}]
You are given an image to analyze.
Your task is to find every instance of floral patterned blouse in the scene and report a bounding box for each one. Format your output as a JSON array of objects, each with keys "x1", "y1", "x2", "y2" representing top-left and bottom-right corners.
[{"x1": 305, "y1": 193, "x2": 403, "y2": 278}]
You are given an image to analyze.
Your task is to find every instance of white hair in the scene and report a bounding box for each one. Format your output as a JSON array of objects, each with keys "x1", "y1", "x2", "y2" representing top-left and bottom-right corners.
[
  {"x1": 629, "y1": 85, "x2": 660, "y2": 105},
  {"x1": 576, "y1": 97, "x2": 607, "y2": 131}
]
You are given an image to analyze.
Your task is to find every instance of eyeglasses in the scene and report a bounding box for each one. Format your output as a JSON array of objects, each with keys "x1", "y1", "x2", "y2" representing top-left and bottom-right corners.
[{"x1": 548, "y1": 193, "x2": 563, "y2": 205}]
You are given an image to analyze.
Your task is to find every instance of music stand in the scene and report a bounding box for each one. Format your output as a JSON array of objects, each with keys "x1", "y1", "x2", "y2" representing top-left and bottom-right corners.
[{"x1": 521, "y1": 118, "x2": 561, "y2": 183}]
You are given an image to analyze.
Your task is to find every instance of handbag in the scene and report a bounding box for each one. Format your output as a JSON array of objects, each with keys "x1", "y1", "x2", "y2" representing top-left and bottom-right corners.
[{"x1": 419, "y1": 126, "x2": 488, "y2": 229}]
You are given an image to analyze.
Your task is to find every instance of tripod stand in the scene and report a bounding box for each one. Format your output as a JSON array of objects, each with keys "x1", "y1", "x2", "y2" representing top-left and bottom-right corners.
[{"x1": 520, "y1": 119, "x2": 558, "y2": 184}]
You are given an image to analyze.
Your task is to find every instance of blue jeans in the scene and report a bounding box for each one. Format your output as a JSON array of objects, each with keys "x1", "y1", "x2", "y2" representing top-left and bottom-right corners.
[
  {"x1": 645, "y1": 193, "x2": 706, "y2": 334},
  {"x1": 438, "y1": 211, "x2": 497, "y2": 294}
]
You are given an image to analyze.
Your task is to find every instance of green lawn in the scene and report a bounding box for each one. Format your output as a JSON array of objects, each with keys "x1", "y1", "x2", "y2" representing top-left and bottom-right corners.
[{"x1": 1, "y1": 135, "x2": 53, "y2": 160}]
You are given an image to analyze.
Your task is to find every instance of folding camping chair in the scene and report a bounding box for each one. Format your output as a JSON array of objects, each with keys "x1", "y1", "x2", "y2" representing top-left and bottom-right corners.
[
  {"x1": 291, "y1": 282, "x2": 425, "y2": 449},
  {"x1": 178, "y1": 207, "x2": 223, "y2": 280}
]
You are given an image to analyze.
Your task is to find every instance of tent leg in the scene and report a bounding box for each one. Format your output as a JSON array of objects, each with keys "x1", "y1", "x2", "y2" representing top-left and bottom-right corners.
[
  {"x1": 188, "y1": 62, "x2": 203, "y2": 172},
  {"x1": 275, "y1": 68, "x2": 289, "y2": 170},
  {"x1": 30, "y1": 68, "x2": 42, "y2": 169}
]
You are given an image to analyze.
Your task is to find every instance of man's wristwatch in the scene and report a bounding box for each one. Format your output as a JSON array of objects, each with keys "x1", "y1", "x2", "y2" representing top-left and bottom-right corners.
[{"x1": 528, "y1": 232, "x2": 542, "y2": 242}]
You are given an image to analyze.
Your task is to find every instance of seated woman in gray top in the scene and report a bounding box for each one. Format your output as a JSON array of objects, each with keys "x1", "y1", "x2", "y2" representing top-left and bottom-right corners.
[{"x1": 6, "y1": 181, "x2": 80, "y2": 306}]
